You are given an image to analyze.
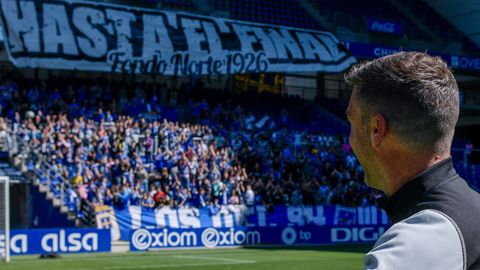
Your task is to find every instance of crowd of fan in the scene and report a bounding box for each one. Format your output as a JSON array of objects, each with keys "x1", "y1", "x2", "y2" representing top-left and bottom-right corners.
[{"x1": 0, "y1": 77, "x2": 380, "y2": 212}]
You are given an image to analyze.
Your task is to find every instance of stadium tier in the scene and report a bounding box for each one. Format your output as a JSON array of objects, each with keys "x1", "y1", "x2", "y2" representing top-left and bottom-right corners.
[
  {"x1": 215, "y1": 0, "x2": 324, "y2": 31},
  {"x1": 90, "y1": 0, "x2": 479, "y2": 55}
]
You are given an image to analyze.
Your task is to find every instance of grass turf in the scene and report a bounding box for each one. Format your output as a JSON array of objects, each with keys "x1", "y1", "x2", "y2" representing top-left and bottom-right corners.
[{"x1": 1, "y1": 245, "x2": 372, "y2": 270}]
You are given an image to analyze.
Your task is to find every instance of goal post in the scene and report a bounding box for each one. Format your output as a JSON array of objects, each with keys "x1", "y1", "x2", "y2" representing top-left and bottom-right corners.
[{"x1": 0, "y1": 176, "x2": 10, "y2": 263}]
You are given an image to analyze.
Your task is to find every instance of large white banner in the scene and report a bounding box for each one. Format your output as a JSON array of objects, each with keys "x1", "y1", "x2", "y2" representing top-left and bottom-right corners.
[{"x1": 0, "y1": 0, "x2": 356, "y2": 75}]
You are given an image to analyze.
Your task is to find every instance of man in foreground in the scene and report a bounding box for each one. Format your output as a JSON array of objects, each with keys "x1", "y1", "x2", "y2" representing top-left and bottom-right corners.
[{"x1": 344, "y1": 51, "x2": 480, "y2": 269}]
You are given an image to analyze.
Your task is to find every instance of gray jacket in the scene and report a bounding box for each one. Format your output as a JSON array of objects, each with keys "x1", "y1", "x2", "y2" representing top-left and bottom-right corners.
[{"x1": 364, "y1": 158, "x2": 480, "y2": 270}]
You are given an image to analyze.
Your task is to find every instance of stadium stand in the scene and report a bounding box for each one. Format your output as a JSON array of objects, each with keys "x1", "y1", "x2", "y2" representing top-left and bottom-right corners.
[
  {"x1": 0, "y1": 76, "x2": 381, "y2": 221},
  {"x1": 212, "y1": 0, "x2": 324, "y2": 30},
  {"x1": 407, "y1": 1, "x2": 458, "y2": 38},
  {"x1": 160, "y1": 0, "x2": 197, "y2": 12},
  {"x1": 0, "y1": 0, "x2": 479, "y2": 255},
  {"x1": 98, "y1": 0, "x2": 479, "y2": 56},
  {"x1": 2, "y1": 71, "x2": 478, "y2": 225},
  {"x1": 310, "y1": 0, "x2": 432, "y2": 41}
]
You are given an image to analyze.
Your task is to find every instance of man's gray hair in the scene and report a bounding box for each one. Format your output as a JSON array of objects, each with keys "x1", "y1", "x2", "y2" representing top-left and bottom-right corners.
[{"x1": 345, "y1": 51, "x2": 459, "y2": 154}]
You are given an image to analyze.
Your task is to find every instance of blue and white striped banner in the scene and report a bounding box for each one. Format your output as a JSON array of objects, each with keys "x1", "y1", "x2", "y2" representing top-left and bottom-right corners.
[{"x1": 95, "y1": 205, "x2": 389, "y2": 241}]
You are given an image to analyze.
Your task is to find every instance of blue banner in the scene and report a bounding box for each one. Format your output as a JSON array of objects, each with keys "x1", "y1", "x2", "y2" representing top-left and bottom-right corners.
[
  {"x1": 0, "y1": 228, "x2": 111, "y2": 256},
  {"x1": 343, "y1": 41, "x2": 480, "y2": 71},
  {"x1": 367, "y1": 18, "x2": 404, "y2": 35},
  {"x1": 448, "y1": 55, "x2": 480, "y2": 71},
  {"x1": 96, "y1": 205, "x2": 390, "y2": 241},
  {"x1": 344, "y1": 41, "x2": 405, "y2": 59},
  {"x1": 130, "y1": 225, "x2": 387, "y2": 251}
]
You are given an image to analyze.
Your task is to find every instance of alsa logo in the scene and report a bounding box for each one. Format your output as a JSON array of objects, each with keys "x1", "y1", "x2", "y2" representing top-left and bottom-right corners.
[
  {"x1": 10, "y1": 234, "x2": 28, "y2": 253},
  {"x1": 331, "y1": 227, "x2": 385, "y2": 243},
  {"x1": 5, "y1": 230, "x2": 99, "y2": 254},
  {"x1": 41, "y1": 230, "x2": 99, "y2": 252}
]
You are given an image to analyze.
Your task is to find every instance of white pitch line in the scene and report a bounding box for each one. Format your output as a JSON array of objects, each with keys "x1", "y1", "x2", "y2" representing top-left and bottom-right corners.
[
  {"x1": 10, "y1": 251, "x2": 257, "y2": 264},
  {"x1": 61, "y1": 254, "x2": 256, "y2": 270},
  {"x1": 173, "y1": 255, "x2": 257, "y2": 264},
  {"x1": 71, "y1": 261, "x2": 254, "y2": 270}
]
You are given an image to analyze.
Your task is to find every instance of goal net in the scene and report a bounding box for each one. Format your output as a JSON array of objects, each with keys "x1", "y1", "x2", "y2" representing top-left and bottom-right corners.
[{"x1": 0, "y1": 176, "x2": 10, "y2": 263}]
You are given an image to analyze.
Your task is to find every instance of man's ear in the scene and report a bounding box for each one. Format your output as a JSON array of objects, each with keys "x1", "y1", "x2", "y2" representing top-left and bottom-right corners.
[{"x1": 370, "y1": 113, "x2": 387, "y2": 149}]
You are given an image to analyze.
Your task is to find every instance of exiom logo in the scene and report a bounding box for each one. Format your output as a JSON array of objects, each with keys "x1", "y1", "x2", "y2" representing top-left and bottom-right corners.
[
  {"x1": 132, "y1": 228, "x2": 197, "y2": 250},
  {"x1": 201, "y1": 228, "x2": 261, "y2": 248},
  {"x1": 131, "y1": 228, "x2": 261, "y2": 250}
]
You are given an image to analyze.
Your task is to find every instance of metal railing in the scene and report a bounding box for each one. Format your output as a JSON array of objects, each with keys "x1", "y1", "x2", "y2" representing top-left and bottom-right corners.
[{"x1": 4, "y1": 127, "x2": 90, "y2": 226}]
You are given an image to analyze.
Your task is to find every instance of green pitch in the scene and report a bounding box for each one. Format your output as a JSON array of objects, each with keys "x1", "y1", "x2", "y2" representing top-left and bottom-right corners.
[{"x1": 2, "y1": 245, "x2": 371, "y2": 270}]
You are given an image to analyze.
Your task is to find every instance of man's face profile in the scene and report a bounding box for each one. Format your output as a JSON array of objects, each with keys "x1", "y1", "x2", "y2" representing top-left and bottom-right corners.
[{"x1": 346, "y1": 87, "x2": 378, "y2": 190}]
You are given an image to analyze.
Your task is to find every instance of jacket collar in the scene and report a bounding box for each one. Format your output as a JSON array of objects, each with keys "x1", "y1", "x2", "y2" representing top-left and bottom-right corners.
[{"x1": 377, "y1": 157, "x2": 458, "y2": 223}]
